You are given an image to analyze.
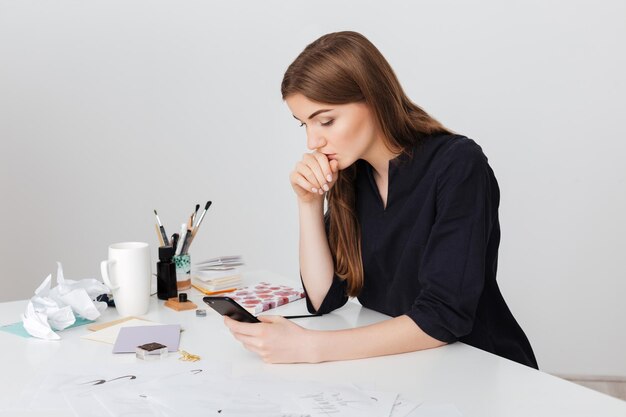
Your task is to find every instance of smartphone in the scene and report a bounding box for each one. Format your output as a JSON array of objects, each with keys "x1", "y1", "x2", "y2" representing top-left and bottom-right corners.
[{"x1": 203, "y1": 296, "x2": 260, "y2": 323}]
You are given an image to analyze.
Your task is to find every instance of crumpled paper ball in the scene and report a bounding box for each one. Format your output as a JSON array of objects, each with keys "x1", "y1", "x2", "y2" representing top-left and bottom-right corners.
[{"x1": 21, "y1": 262, "x2": 110, "y2": 340}]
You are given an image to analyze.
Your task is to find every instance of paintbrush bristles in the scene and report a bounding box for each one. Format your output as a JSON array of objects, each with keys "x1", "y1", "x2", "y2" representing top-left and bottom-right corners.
[{"x1": 154, "y1": 209, "x2": 163, "y2": 227}]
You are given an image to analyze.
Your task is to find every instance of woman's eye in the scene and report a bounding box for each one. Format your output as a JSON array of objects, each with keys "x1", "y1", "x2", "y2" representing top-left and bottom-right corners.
[
  {"x1": 299, "y1": 122, "x2": 305, "y2": 127},
  {"x1": 321, "y1": 120, "x2": 334, "y2": 127}
]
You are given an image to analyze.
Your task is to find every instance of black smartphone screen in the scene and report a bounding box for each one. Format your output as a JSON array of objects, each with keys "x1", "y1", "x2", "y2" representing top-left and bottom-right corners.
[{"x1": 203, "y1": 296, "x2": 261, "y2": 323}]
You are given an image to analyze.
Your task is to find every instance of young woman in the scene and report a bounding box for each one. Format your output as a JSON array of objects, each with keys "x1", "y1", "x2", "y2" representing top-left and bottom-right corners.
[{"x1": 224, "y1": 31, "x2": 538, "y2": 368}]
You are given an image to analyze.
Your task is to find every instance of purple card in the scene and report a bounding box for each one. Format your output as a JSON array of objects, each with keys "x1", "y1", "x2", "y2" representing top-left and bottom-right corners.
[{"x1": 112, "y1": 324, "x2": 181, "y2": 353}]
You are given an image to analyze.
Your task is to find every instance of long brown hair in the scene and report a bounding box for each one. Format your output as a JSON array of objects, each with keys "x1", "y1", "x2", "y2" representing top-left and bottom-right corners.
[{"x1": 281, "y1": 31, "x2": 450, "y2": 297}]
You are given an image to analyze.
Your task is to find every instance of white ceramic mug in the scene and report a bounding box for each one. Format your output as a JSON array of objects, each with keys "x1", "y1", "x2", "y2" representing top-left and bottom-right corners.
[{"x1": 101, "y1": 242, "x2": 151, "y2": 317}]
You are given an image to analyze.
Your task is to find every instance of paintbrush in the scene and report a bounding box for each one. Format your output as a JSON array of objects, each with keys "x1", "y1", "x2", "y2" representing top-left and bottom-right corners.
[{"x1": 153, "y1": 210, "x2": 170, "y2": 246}]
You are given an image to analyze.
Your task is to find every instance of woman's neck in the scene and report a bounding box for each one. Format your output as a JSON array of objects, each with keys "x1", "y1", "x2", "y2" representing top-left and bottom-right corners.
[
  {"x1": 362, "y1": 139, "x2": 400, "y2": 209},
  {"x1": 363, "y1": 140, "x2": 400, "y2": 183}
]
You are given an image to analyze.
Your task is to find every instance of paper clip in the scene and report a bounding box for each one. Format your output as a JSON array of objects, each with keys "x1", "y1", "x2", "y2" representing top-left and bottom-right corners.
[{"x1": 178, "y1": 350, "x2": 201, "y2": 362}]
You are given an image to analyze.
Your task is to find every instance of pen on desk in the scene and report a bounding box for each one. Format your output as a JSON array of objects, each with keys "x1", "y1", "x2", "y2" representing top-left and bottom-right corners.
[
  {"x1": 282, "y1": 313, "x2": 323, "y2": 319},
  {"x1": 153, "y1": 210, "x2": 170, "y2": 246}
]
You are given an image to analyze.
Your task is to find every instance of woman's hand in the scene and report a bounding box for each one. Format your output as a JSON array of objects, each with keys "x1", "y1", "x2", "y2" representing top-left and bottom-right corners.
[
  {"x1": 290, "y1": 152, "x2": 339, "y2": 204},
  {"x1": 223, "y1": 315, "x2": 319, "y2": 363}
]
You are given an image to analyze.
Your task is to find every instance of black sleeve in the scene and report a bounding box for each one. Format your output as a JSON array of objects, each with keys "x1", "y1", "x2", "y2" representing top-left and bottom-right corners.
[
  {"x1": 302, "y1": 273, "x2": 348, "y2": 314},
  {"x1": 301, "y1": 213, "x2": 349, "y2": 314},
  {"x1": 406, "y1": 142, "x2": 495, "y2": 343}
]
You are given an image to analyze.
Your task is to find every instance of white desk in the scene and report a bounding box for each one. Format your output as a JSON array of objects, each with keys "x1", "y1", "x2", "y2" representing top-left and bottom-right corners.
[{"x1": 1, "y1": 270, "x2": 624, "y2": 416}]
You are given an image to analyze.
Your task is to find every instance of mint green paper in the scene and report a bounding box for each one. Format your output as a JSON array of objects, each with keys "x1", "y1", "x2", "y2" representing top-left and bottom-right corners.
[{"x1": 0, "y1": 317, "x2": 94, "y2": 338}]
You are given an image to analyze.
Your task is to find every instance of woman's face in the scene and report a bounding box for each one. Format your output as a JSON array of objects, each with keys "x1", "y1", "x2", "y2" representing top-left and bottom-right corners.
[{"x1": 285, "y1": 93, "x2": 380, "y2": 170}]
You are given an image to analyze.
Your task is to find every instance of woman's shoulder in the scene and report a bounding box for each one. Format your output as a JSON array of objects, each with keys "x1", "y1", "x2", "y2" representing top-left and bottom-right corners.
[
  {"x1": 417, "y1": 133, "x2": 489, "y2": 170},
  {"x1": 422, "y1": 133, "x2": 485, "y2": 159},
  {"x1": 394, "y1": 134, "x2": 492, "y2": 186}
]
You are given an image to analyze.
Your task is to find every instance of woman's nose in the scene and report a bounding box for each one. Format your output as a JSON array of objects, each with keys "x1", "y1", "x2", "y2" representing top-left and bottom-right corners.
[{"x1": 306, "y1": 130, "x2": 326, "y2": 150}]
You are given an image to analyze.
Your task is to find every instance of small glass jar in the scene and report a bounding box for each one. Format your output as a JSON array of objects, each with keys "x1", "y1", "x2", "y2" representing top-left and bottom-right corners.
[{"x1": 173, "y1": 253, "x2": 191, "y2": 290}]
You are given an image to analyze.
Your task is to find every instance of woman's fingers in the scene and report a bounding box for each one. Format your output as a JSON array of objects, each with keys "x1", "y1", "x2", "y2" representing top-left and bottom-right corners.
[
  {"x1": 297, "y1": 160, "x2": 324, "y2": 192},
  {"x1": 289, "y1": 151, "x2": 337, "y2": 199},
  {"x1": 257, "y1": 315, "x2": 282, "y2": 324},
  {"x1": 301, "y1": 154, "x2": 329, "y2": 193},
  {"x1": 309, "y1": 153, "x2": 334, "y2": 190},
  {"x1": 225, "y1": 313, "x2": 309, "y2": 363},
  {"x1": 329, "y1": 159, "x2": 339, "y2": 175},
  {"x1": 290, "y1": 169, "x2": 320, "y2": 196},
  {"x1": 224, "y1": 316, "x2": 261, "y2": 336}
]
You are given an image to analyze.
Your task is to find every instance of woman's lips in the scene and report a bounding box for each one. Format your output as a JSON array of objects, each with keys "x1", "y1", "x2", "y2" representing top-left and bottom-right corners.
[{"x1": 324, "y1": 153, "x2": 338, "y2": 160}]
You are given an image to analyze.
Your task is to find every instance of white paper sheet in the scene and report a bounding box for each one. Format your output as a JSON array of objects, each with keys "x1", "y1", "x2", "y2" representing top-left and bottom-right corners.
[
  {"x1": 407, "y1": 403, "x2": 464, "y2": 417},
  {"x1": 390, "y1": 395, "x2": 423, "y2": 417},
  {"x1": 11, "y1": 360, "x2": 410, "y2": 417},
  {"x1": 296, "y1": 387, "x2": 396, "y2": 417}
]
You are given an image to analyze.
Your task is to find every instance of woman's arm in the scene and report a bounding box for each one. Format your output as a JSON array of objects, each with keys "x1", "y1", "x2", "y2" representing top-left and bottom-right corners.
[
  {"x1": 297, "y1": 199, "x2": 335, "y2": 311},
  {"x1": 311, "y1": 315, "x2": 446, "y2": 362},
  {"x1": 290, "y1": 152, "x2": 339, "y2": 311},
  {"x1": 224, "y1": 314, "x2": 446, "y2": 364}
]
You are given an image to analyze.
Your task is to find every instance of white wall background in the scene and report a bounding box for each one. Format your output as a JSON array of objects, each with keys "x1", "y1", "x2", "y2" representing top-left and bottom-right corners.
[{"x1": 1, "y1": 0, "x2": 624, "y2": 377}]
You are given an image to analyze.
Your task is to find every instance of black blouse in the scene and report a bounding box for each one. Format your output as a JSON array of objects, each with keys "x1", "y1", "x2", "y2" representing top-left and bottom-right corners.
[{"x1": 305, "y1": 134, "x2": 538, "y2": 369}]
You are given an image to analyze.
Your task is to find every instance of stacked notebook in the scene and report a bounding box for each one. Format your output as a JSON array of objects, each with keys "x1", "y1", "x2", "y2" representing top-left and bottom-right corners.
[
  {"x1": 191, "y1": 256, "x2": 243, "y2": 295},
  {"x1": 227, "y1": 282, "x2": 305, "y2": 315}
]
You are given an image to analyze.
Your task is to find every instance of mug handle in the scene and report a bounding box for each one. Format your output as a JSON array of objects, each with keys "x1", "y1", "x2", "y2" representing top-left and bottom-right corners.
[{"x1": 100, "y1": 260, "x2": 120, "y2": 291}]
